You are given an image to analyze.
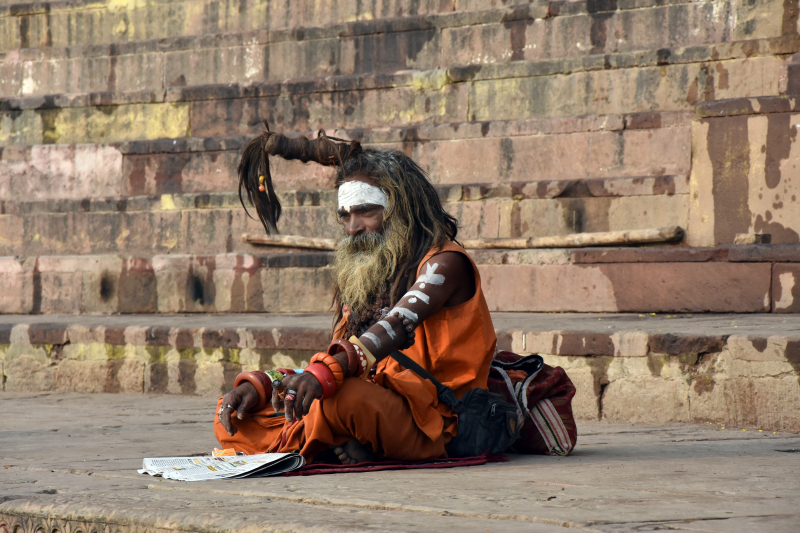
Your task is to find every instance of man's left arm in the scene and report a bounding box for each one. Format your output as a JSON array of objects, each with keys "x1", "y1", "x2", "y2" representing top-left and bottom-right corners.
[
  {"x1": 357, "y1": 250, "x2": 475, "y2": 361},
  {"x1": 279, "y1": 251, "x2": 474, "y2": 422}
]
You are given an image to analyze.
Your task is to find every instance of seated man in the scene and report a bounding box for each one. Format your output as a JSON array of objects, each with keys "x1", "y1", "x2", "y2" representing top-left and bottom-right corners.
[{"x1": 215, "y1": 128, "x2": 574, "y2": 463}]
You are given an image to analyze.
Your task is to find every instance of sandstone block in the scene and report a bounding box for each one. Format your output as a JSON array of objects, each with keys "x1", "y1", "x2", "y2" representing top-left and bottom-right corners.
[
  {"x1": 690, "y1": 112, "x2": 800, "y2": 247},
  {"x1": 0, "y1": 257, "x2": 30, "y2": 314},
  {"x1": 773, "y1": 264, "x2": 800, "y2": 313},
  {"x1": 468, "y1": 56, "x2": 784, "y2": 122},
  {"x1": 480, "y1": 262, "x2": 771, "y2": 313},
  {"x1": 689, "y1": 374, "x2": 800, "y2": 432},
  {"x1": 0, "y1": 144, "x2": 123, "y2": 201},
  {"x1": 3, "y1": 354, "x2": 56, "y2": 392},
  {"x1": 602, "y1": 377, "x2": 691, "y2": 424}
]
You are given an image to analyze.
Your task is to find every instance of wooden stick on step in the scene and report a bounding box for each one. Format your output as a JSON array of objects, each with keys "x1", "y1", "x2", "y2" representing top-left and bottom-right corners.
[
  {"x1": 243, "y1": 234, "x2": 337, "y2": 250},
  {"x1": 461, "y1": 226, "x2": 685, "y2": 249},
  {"x1": 244, "y1": 226, "x2": 684, "y2": 251}
]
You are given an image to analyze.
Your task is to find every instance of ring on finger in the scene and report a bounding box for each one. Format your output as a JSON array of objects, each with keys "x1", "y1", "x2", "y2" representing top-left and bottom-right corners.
[{"x1": 285, "y1": 393, "x2": 296, "y2": 402}]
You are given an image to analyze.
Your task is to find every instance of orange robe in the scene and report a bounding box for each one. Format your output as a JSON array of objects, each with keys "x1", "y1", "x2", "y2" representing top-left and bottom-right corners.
[{"x1": 214, "y1": 241, "x2": 497, "y2": 461}]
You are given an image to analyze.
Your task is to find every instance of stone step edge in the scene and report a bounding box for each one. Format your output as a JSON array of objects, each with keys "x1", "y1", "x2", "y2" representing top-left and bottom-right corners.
[
  {"x1": 1, "y1": 0, "x2": 706, "y2": 62},
  {"x1": 697, "y1": 94, "x2": 800, "y2": 118},
  {"x1": 0, "y1": 175, "x2": 691, "y2": 216},
  {"x1": 0, "y1": 0, "x2": 698, "y2": 33},
  {"x1": 2, "y1": 34, "x2": 794, "y2": 112},
  {"x1": 0, "y1": 314, "x2": 784, "y2": 358},
  {"x1": 0, "y1": 111, "x2": 691, "y2": 155},
  {"x1": 3, "y1": 244, "x2": 799, "y2": 268}
]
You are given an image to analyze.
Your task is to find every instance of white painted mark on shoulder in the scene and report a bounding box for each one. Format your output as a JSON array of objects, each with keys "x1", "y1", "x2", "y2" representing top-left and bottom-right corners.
[{"x1": 418, "y1": 263, "x2": 445, "y2": 286}]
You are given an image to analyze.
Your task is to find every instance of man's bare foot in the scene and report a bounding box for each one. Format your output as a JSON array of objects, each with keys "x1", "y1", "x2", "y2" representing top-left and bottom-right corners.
[{"x1": 332, "y1": 439, "x2": 379, "y2": 465}]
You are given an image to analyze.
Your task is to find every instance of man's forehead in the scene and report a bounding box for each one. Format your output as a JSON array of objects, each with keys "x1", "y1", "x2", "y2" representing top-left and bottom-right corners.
[{"x1": 338, "y1": 179, "x2": 387, "y2": 212}]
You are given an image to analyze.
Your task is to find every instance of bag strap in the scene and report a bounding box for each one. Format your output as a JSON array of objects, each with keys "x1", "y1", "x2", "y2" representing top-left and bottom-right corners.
[{"x1": 389, "y1": 351, "x2": 462, "y2": 411}]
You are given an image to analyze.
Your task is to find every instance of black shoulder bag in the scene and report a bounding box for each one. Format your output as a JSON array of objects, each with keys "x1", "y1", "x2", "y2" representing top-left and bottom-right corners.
[{"x1": 389, "y1": 351, "x2": 521, "y2": 457}]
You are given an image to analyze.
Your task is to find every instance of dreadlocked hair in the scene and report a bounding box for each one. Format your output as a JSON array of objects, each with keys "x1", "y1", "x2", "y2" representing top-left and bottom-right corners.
[
  {"x1": 238, "y1": 122, "x2": 362, "y2": 234},
  {"x1": 331, "y1": 149, "x2": 459, "y2": 329}
]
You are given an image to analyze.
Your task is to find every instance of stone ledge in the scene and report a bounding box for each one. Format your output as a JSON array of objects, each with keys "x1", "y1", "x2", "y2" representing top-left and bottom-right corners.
[
  {"x1": 2, "y1": 35, "x2": 793, "y2": 111},
  {"x1": 0, "y1": 0, "x2": 711, "y2": 63},
  {"x1": 0, "y1": 175, "x2": 690, "y2": 217},
  {"x1": 3, "y1": 248, "x2": 799, "y2": 313},
  {"x1": 2, "y1": 312, "x2": 799, "y2": 431},
  {"x1": 696, "y1": 94, "x2": 800, "y2": 118}
]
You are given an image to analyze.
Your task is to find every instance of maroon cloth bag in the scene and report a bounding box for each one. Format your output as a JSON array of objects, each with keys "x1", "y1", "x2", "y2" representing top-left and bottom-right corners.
[{"x1": 487, "y1": 351, "x2": 578, "y2": 455}]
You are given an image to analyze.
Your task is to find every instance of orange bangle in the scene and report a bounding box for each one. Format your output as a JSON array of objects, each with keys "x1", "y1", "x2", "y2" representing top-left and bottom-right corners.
[
  {"x1": 310, "y1": 352, "x2": 345, "y2": 388},
  {"x1": 233, "y1": 371, "x2": 268, "y2": 411}
]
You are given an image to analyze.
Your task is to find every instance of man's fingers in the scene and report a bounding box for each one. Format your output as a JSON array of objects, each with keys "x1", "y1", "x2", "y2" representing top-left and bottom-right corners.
[
  {"x1": 302, "y1": 386, "x2": 315, "y2": 416},
  {"x1": 237, "y1": 392, "x2": 254, "y2": 420},
  {"x1": 271, "y1": 387, "x2": 282, "y2": 413},
  {"x1": 219, "y1": 404, "x2": 236, "y2": 436},
  {"x1": 294, "y1": 384, "x2": 307, "y2": 422},
  {"x1": 283, "y1": 393, "x2": 295, "y2": 423}
]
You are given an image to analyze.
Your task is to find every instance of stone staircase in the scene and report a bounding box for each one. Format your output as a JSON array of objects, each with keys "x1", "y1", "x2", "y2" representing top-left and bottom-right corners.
[
  {"x1": 2, "y1": 0, "x2": 800, "y2": 428},
  {"x1": 1, "y1": 0, "x2": 798, "y2": 314}
]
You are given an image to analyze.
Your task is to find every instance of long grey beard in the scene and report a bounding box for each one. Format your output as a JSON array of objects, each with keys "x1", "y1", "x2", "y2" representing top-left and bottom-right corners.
[{"x1": 334, "y1": 226, "x2": 406, "y2": 314}]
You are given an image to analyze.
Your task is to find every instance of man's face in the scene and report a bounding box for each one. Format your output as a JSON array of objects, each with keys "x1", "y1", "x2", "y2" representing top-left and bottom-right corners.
[{"x1": 337, "y1": 174, "x2": 385, "y2": 237}]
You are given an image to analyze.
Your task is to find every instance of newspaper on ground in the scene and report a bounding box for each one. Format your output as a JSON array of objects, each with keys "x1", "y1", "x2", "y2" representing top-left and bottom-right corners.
[{"x1": 138, "y1": 453, "x2": 305, "y2": 481}]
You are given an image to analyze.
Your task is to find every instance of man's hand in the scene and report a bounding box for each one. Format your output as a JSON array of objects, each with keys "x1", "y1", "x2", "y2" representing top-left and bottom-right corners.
[
  {"x1": 218, "y1": 381, "x2": 259, "y2": 437},
  {"x1": 275, "y1": 372, "x2": 324, "y2": 423}
]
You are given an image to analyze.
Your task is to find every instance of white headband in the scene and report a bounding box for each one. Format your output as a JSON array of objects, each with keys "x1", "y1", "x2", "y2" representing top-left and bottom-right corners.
[{"x1": 338, "y1": 181, "x2": 388, "y2": 211}]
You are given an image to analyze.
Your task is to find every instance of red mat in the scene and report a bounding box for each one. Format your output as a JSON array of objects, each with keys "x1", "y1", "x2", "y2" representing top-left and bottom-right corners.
[{"x1": 284, "y1": 452, "x2": 506, "y2": 476}]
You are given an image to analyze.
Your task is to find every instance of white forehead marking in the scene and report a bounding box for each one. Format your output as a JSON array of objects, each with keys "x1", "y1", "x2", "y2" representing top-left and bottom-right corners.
[
  {"x1": 409, "y1": 297, "x2": 417, "y2": 303},
  {"x1": 338, "y1": 181, "x2": 388, "y2": 212},
  {"x1": 418, "y1": 263, "x2": 445, "y2": 286},
  {"x1": 377, "y1": 320, "x2": 396, "y2": 340}
]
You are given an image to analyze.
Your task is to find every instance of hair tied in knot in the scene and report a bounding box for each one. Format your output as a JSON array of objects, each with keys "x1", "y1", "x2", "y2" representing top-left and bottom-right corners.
[{"x1": 238, "y1": 122, "x2": 363, "y2": 235}]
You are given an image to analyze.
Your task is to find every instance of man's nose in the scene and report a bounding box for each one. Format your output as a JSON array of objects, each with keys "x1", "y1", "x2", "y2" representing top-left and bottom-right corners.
[{"x1": 344, "y1": 214, "x2": 366, "y2": 236}]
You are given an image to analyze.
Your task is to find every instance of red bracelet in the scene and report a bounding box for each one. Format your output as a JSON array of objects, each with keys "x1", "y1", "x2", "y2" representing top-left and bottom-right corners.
[
  {"x1": 310, "y1": 353, "x2": 345, "y2": 388},
  {"x1": 328, "y1": 339, "x2": 359, "y2": 377},
  {"x1": 304, "y1": 363, "x2": 337, "y2": 400},
  {"x1": 233, "y1": 371, "x2": 268, "y2": 411}
]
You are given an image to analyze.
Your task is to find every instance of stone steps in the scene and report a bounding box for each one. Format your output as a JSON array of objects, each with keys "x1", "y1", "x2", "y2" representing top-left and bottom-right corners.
[
  {"x1": 2, "y1": 245, "x2": 798, "y2": 314},
  {"x1": 0, "y1": 175, "x2": 689, "y2": 256},
  {"x1": 0, "y1": 113, "x2": 692, "y2": 199},
  {"x1": 0, "y1": 35, "x2": 792, "y2": 147},
  {"x1": 0, "y1": 0, "x2": 775, "y2": 99},
  {"x1": 3, "y1": 0, "x2": 781, "y2": 52},
  {"x1": 2, "y1": 311, "x2": 799, "y2": 431}
]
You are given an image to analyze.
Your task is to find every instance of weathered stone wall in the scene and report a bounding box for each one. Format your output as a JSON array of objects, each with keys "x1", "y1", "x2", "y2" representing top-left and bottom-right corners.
[
  {"x1": 3, "y1": 315, "x2": 798, "y2": 432},
  {"x1": 690, "y1": 95, "x2": 800, "y2": 246}
]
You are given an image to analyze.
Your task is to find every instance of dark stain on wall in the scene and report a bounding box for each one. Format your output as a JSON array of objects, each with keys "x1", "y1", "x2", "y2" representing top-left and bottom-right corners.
[
  {"x1": 705, "y1": 116, "x2": 752, "y2": 244},
  {"x1": 783, "y1": 0, "x2": 800, "y2": 36},
  {"x1": 118, "y1": 257, "x2": 158, "y2": 313},
  {"x1": 764, "y1": 113, "x2": 797, "y2": 190},
  {"x1": 502, "y1": 6, "x2": 534, "y2": 61}
]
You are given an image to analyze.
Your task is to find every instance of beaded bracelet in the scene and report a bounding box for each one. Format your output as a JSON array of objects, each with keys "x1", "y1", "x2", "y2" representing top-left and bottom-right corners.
[
  {"x1": 328, "y1": 339, "x2": 360, "y2": 377},
  {"x1": 349, "y1": 336, "x2": 377, "y2": 379},
  {"x1": 233, "y1": 371, "x2": 269, "y2": 411},
  {"x1": 310, "y1": 352, "x2": 345, "y2": 388},
  {"x1": 304, "y1": 363, "x2": 337, "y2": 399}
]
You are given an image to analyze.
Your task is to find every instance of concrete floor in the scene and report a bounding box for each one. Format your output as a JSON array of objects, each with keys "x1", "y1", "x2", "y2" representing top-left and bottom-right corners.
[{"x1": 1, "y1": 393, "x2": 798, "y2": 532}]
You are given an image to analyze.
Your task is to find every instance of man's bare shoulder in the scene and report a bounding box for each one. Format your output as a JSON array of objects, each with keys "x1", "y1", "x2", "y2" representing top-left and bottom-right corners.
[{"x1": 423, "y1": 250, "x2": 472, "y2": 279}]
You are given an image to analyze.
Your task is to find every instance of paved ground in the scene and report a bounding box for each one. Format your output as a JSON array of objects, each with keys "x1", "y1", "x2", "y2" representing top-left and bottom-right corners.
[{"x1": 1, "y1": 393, "x2": 798, "y2": 532}]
